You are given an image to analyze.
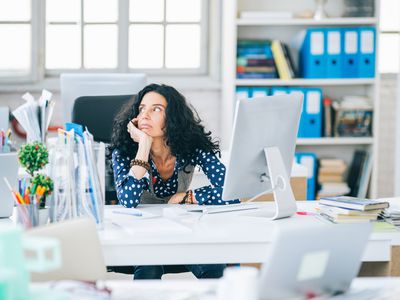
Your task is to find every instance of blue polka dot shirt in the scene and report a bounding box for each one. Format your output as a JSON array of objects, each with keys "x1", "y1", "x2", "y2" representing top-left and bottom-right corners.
[{"x1": 112, "y1": 148, "x2": 240, "y2": 208}]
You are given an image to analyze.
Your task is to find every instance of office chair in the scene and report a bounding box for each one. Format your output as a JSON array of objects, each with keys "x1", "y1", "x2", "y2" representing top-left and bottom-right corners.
[{"x1": 72, "y1": 94, "x2": 135, "y2": 204}]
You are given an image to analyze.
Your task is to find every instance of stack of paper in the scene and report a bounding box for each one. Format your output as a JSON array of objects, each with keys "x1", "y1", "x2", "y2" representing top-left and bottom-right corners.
[{"x1": 12, "y1": 90, "x2": 55, "y2": 143}]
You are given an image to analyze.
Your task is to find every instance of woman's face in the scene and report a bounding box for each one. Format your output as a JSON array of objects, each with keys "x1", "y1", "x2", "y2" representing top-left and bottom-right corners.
[{"x1": 136, "y1": 92, "x2": 167, "y2": 138}]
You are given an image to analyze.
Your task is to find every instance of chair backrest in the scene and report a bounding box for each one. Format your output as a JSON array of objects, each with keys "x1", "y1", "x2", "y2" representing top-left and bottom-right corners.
[
  {"x1": 72, "y1": 94, "x2": 134, "y2": 144},
  {"x1": 24, "y1": 217, "x2": 107, "y2": 282}
]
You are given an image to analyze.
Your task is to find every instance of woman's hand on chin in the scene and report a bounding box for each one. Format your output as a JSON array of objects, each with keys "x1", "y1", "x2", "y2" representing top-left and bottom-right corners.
[
  {"x1": 168, "y1": 192, "x2": 186, "y2": 204},
  {"x1": 128, "y1": 118, "x2": 153, "y2": 145}
]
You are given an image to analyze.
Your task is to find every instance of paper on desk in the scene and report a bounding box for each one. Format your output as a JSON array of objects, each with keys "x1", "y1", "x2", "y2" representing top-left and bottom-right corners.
[
  {"x1": 112, "y1": 218, "x2": 192, "y2": 235},
  {"x1": 105, "y1": 207, "x2": 157, "y2": 219}
]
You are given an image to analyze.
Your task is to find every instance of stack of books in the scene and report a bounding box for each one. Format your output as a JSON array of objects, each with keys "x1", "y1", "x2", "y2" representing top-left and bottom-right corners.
[
  {"x1": 317, "y1": 196, "x2": 389, "y2": 224},
  {"x1": 317, "y1": 158, "x2": 350, "y2": 199},
  {"x1": 236, "y1": 40, "x2": 278, "y2": 79},
  {"x1": 379, "y1": 198, "x2": 400, "y2": 229}
]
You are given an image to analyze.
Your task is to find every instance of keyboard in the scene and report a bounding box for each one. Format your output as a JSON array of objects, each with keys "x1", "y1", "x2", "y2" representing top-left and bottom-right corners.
[{"x1": 187, "y1": 203, "x2": 260, "y2": 214}]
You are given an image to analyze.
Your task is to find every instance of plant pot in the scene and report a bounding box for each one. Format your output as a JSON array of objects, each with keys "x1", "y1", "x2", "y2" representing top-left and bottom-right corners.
[{"x1": 38, "y1": 206, "x2": 49, "y2": 226}]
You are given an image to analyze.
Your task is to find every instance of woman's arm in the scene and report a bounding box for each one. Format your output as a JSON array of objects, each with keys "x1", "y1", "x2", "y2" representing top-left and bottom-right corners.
[
  {"x1": 112, "y1": 149, "x2": 150, "y2": 208},
  {"x1": 127, "y1": 118, "x2": 153, "y2": 180},
  {"x1": 191, "y1": 149, "x2": 240, "y2": 205}
]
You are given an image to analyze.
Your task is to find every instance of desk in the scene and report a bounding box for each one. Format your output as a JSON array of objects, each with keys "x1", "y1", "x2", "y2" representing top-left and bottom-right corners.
[
  {"x1": 31, "y1": 277, "x2": 400, "y2": 299},
  {"x1": 100, "y1": 202, "x2": 400, "y2": 273}
]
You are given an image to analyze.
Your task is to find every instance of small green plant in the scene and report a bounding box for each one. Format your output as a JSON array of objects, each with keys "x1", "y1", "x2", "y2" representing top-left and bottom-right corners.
[
  {"x1": 18, "y1": 142, "x2": 53, "y2": 208},
  {"x1": 18, "y1": 142, "x2": 49, "y2": 177}
]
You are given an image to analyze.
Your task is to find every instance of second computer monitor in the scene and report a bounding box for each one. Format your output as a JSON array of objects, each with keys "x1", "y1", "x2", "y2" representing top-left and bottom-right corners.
[
  {"x1": 222, "y1": 94, "x2": 303, "y2": 200},
  {"x1": 60, "y1": 73, "x2": 147, "y2": 123}
]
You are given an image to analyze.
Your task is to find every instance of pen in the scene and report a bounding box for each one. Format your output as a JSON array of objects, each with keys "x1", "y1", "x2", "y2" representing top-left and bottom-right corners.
[
  {"x1": 112, "y1": 210, "x2": 143, "y2": 217},
  {"x1": 296, "y1": 211, "x2": 316, "y2": 216}
]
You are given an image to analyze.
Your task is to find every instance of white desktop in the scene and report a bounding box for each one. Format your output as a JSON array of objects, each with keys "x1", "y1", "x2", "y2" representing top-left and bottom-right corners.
[
  {"x1": 60, "y1": 73, "x2": 147, "y2": 123},
  {"x1": 222, "y1": 94, "x2": 303, "y2": 219}
]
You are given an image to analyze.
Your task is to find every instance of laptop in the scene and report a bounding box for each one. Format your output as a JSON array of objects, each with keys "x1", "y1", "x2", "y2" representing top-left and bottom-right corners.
[
  {"x1": 25, "y1": 217, "x2": 107, "y2": 282},
  {"x1": 259, "y1": 223, "x2": 372, "y2": 299},
  {"x1": 0, "y1": 152, "x2": 19, "y2": 218}
]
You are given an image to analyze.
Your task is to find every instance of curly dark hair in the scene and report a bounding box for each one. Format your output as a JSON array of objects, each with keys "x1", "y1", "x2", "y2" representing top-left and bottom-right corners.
[{"x1": 107, "y1": 83, "x2": 220, "y2": 170}]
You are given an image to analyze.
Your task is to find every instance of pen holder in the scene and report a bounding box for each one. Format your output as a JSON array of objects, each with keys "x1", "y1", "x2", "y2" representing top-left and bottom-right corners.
[{"x1": 16, "y1": 203, "x2": 39, "y2": 229}]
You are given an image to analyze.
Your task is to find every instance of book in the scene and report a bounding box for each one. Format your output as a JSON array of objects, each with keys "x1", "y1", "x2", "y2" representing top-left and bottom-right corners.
[
  {"x1": 347, "y1": 150, "x2": 368, "y2": 196},
  {"x1": 318, "y1": 204, "x2": 382, "y2": 216},
  {"x1": 318, "y1": 174, "x2": 344, "y2": 183},
  {"x1": 281, "y1": 43, "x2": 297, "y2": 78},
  {"x1": 319, "y1": 213, "x2": 374, "y2": 223},
  {"x1": 319, "y1": 196, "x2": 389, "y2": 211},
  {"x1": 323, "y1": 97, "x2": 333, "y2": 137},
  {"x1": 271, "y1": 40, "x2": 291, "y2": 80},
  {"x1": 319, "y1": 159, "x2": 347, "y2": 167},
  {"x1": 357, "y1": 152, "x2": 373, "y2": 198}
]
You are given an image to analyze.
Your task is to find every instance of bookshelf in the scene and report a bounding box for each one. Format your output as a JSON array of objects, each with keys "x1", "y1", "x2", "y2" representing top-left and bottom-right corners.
[{"x1": 222, "y1": 0, "x2": 380, "y2": 198}]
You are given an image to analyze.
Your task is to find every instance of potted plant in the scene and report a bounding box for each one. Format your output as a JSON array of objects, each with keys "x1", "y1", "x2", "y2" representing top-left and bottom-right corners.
[{"x1": 18, "y1": 141, "x2": 53, "y2": 225}]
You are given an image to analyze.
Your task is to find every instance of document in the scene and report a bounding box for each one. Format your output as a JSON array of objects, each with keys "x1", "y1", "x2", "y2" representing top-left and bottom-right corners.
[{"x1": 112, "y1": 218, "x2": 193, "y2": 235}]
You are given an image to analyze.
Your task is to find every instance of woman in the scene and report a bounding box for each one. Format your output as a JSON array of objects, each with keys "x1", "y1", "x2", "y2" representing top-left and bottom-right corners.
[{"x1": 108, "y1": 83, "x2": 239, "y2": 279}]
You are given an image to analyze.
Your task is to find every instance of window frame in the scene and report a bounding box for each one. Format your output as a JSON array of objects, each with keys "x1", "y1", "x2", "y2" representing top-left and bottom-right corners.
[
  {"x1": 0, "y1": 0, "x2": 42, "y2": 83},
  {"x1": 0, "y1": 0, "x2": 221, "y2": 90},
  {"x1": 379, "y1": 0, "x2": 400, "y2": 74},
  {"x1": 44, "y1": 0, "x2": 209, "y2": 77}
]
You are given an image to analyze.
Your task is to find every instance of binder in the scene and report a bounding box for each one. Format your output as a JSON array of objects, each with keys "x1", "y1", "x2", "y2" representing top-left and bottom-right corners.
[
  {"x1": 297, "y1": 88, "x2": 323, "y2": 138},
  {"x1": 251, "y1": 87, "x2": 269, "y2": 98},
  {"x1": 295, "y1": 152, "x2": 317, "y2": 200},
  {"x1": 342, "y1": 28, "x2": 359, "y2": 78},
  {"x1": 325, "y1": 28, "x2": 342, "y2": 78},
  {"x1": 358, "y1": 27, "x2": 376, "y2": 78},
  {"x1": 300, "y1": 28, "x2": 326, "y2": 78},
  {"x1": 236, "y1": 87, "x2": 251, "y2": 101},
  {"x1": 270, "y1": 87, "x2": 288, "y2": 95}
]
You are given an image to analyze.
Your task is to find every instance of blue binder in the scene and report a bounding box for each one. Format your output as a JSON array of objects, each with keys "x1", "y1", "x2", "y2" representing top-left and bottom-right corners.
[
  {"x1": 251, "y1": 87, "x2": 269, "y2": 98},
  {"x1": 295, "y1": 152, "x2": 317, "y2": 200},
  {"x1": 342, "y1": 28, "x2": 359, "y2": 78},
  {"x1": 297, "y1": 88, "x2": 322, "y2": 138},
  {"x1": 325, "y1": 28, "x2": 342, "y2": 78},
  {"x1": 270, "y1": 87, "x2": 288, "y2": 95},
  {"x1": 358, "y1": 27, "x2": 376, "y2": 78},
  {"x1": 300, "y1": 28, "x2": 326, "y2": 78},
  {"x1": 236, "y1": 87, "x2": 251, "y2": 101}
]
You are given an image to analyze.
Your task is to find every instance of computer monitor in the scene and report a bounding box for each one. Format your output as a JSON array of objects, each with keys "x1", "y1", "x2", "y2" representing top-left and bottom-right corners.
[
  {"x1": 60, "y1": 73, "x2": 147, "y2": 123},
  {"x1": 222, "y1": 94, "x2": 303, "y2": 220}
]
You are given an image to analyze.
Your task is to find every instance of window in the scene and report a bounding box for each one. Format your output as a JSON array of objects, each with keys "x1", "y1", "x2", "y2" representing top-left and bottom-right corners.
[
  {"x1": 379, "y1": 0, "x2": 400, "y2": 74},
  {"x1": 0, "y1": 0, "x2": 208, "y2": 83},
  {"x1": 45, "y1": 0, "x2": 206, "y2": 75},
  {"x1": 0, "y1": 0, "x2": 32, "y2": 78}
]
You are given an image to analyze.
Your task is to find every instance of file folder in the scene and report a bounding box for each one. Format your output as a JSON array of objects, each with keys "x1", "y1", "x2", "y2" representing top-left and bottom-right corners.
[
  {"x1": 358, "y1": 27, "x2": 376, "y2": 78},
  {"x1": 270, "y1": 87, "x2": 288, "y2": 95},
  {"x1": 297, "y1": 88, "x2": 322, "y2": 138},
  {"x1": 295, "y1": 152, "x2": 317, "y2": 200},
  {"x1": 236, "y1": 87, "x2": 251, "y2": 101},
  {"x1": 251, "y1": 87, "x2": 269, "y2": 98},
  {"x1": 325, "y1": 28, "x2": 342, "y2": 78},
  {"x1": 300, "y1": 28, "x2": 326, "y2": 78},
  {"x1": 342, "y1": 28, "x2": 359, "y2": 78}
]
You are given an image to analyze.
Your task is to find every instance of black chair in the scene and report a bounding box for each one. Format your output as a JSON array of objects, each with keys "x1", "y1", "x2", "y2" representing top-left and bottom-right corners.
[
  {"x1": 72, "y1": 94, "x2": 134, "y2": 143},
  {"x1": 72, "y1": 94, "x2": 135, "y2": 204}
]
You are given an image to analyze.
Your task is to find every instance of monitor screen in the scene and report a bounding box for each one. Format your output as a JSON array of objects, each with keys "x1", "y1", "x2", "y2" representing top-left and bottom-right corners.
[
  {"x1": 222, "y1": 94, "x2": 303, "y2": 200},
  {"x1": 60, "y1": 73, "x2": 147, "y2": 123}
]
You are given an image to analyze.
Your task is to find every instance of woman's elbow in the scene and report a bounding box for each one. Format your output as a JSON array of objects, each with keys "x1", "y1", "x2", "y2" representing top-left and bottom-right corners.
[{"x1": 117, "y1": 194, "x2": 141, "y2": 208}]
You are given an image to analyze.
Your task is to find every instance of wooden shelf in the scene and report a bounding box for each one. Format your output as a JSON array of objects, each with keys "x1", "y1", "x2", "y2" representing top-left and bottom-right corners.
[
  {"x1": 296, "y1": 137, "x2": 374, "y2": 146},
  {"x1": 236, "y1": 78, "x2": 376, "y2": 86},
  {"x1": 236, "y1": 17, "x2": 378, "y2": 26}
]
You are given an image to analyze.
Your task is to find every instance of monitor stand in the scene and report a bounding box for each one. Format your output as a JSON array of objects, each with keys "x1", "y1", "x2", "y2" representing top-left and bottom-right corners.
[{"x1": 251, "y1": 147, "x2": 297, "y2": 220}]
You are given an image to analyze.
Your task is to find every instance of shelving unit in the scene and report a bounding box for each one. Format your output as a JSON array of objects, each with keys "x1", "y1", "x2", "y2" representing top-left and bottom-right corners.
[{"x1": 222, "y1": 0, "x2": 380, "y2": 197}]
